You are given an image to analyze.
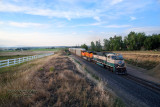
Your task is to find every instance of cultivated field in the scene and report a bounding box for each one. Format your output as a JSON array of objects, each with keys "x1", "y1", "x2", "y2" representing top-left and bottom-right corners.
[
  {"x1": 0, "y1": 51, "x2": 119, "y2": 106},
  {"x1": 0, "y1": 51, "x2": 54, "y2": 56},
  {"x1": 0, "y1": 49, "x2": 58, "y2": 60}
]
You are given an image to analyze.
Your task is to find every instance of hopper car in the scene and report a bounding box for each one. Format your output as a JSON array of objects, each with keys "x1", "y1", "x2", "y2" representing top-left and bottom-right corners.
[{"x1": 69, "y1": 48, "x2": 127, "y2": 74}]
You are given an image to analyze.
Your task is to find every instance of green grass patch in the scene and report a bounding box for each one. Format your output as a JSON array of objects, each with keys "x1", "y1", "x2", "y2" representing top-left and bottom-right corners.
[
  {"x1": 39, "y1": 67, "x2": 44, "y2": 71},
  {"x1": 74, "y1": 59, "x2": 82, "y2": 65},
  {"x1": 84, "y1": 67, "x2": 101, "y2": 81},
  {"x1": 0, "y1": 62, "x2": 28, "y2": 74},
  {"x1": 49, "y1": 67, "x2": 54, "y2": 72},
  {"x1": 64, "y1": 49, "x2": 71, "y2": 55},
  {"x1": 30, "y1": 48, "x2": 61, "y2": 51},
  {"x1": 113, "y1": 98, "x2": 125, "y2": 107}
]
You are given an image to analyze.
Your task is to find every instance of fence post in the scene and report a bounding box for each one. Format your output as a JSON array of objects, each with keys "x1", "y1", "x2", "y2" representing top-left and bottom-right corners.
[
  {"x1": 19, "y1": 58, "x2": 20, "y2": 64},
  {"x1": 23, "y1": 57, "x2": 24, "y2": 62},
  {"x1": 14, "y1": 59, "x2": 16, "y2": 65},
  {"x1": 8, "y1": 59, "x2": 10, "y2": 66}
]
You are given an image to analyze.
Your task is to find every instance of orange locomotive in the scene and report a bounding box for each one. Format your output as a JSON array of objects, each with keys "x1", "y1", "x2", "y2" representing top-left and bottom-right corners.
[
  {"x1": 81, "y1": 51, "x2": 93, "y2": 61},
  {"x1": 81, "y1": 50, "x2": 86, "y2": 57}
]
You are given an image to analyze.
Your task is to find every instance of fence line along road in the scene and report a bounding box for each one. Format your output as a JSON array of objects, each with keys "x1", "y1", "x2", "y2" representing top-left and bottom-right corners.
[{"x1": 0, "y1": 53, "x2": 54, "y2": 68}]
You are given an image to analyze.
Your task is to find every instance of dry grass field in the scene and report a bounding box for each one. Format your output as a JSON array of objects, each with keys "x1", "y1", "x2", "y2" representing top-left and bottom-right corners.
[
  {"x1": 114, "y1": 51, "x2": 160, "y2": 78},
  {"x1": 0, "y1": 51, "x2": 119, "y2": 107},
  {"x1": 114, "y1": 51, "x2": 160, "y2": 63},
  {"x1": 0, "y1": 50, "x2": 56, "y2": 60}
]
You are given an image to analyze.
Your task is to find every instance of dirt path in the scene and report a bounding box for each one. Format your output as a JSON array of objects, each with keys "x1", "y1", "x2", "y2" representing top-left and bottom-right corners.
[{"x1": 126, "y1": 64, "x2": 160, "y2": 84}]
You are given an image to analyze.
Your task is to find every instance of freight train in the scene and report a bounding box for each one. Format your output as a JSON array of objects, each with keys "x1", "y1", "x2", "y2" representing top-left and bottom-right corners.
[{"x1": 69, "y1": 48, "x2": 127, "y2": 74}]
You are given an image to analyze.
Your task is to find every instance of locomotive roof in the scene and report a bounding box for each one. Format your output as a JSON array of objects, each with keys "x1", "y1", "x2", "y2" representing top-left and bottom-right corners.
[{"x1": 106, "y1": 53, "x2": 122, "y2": 56}]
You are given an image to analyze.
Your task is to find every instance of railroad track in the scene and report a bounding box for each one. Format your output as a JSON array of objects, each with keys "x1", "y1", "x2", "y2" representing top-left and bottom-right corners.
[
  {"x1": 72, "y1": 54, "x2": 160, "y2": 94},
  {"x1": 122, "y1": 74, "x2": 160, "y2": 94}
]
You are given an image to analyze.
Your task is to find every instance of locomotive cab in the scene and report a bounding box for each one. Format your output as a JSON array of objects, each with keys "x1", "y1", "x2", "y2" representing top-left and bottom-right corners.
[{"x1": 106, "y1": 53, "x2": 127, "y2": 74}]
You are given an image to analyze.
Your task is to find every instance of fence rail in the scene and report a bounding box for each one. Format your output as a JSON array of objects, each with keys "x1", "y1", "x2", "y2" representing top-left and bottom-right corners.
[{"x1": 0, "y1": 53, "x2": 54, "y2": 68}]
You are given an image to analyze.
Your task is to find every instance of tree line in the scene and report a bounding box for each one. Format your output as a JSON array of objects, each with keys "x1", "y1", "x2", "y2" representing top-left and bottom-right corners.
[{"x1": 81, "y1": 31, "x2": 160, "y2": 51}]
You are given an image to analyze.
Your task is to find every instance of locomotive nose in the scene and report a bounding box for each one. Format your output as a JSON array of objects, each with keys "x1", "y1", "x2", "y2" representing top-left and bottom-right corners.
[{"x1": 118, "y1": 61, "x2": 122, "y2": 64}]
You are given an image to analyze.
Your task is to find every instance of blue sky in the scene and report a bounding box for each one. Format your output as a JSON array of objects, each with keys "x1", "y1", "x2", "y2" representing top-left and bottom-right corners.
[{"x1": 0, "y1": 0, "x2": 160, "y2": 47}]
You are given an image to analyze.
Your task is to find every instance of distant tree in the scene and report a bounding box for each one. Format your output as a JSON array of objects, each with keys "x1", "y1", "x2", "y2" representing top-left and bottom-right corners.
[
  {"x1": 144, "y1": 36, "x2": 153, "y2": 50},
  {"x1": 151, "y1": 34, "x2": 160, "y2": 50},
  {"x1": 81, "y1": 44, "x2": 88, "y2": 50},
  {"x1": 15, "y1": 48, "x2": 22, "y2": 51},
  {"x1": 136, "y1": 32, "x2": 146, "y2": 50},
  {"x1": 95, "y1": 40, "x2": 102, "y2": 51},
  {"x1": 109, "y1": 37, "x2": 114, "y2": 50},
  {"x1": 107, "y1": 35, "x2": 123, "y2": 51},
  {"x1": 90, "y1": 41, "x2": 96, "y2": 51},
  {"x1": 103, "y1": 39, "x2": 110, "y2": 51},
  {"x1": 124, "y1": 31, "x2": 137, "y2": 50},
  {"x1": 94, "y1": 31, "x2": 160, "y2": 51}
]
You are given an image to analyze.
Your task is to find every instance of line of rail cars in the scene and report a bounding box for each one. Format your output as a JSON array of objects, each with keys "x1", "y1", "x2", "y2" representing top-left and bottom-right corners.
[
  {"x1": 69, "y1": 48, "x2": 127, "y2": 74},
  {"x1": 69, "y1": 48, "x2": 86, "y2": 57}
]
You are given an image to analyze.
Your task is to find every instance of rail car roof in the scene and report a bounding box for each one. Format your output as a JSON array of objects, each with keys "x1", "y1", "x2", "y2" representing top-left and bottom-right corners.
[{"x1": 69, "y1": 48, "x2": 86, "y2": 50}]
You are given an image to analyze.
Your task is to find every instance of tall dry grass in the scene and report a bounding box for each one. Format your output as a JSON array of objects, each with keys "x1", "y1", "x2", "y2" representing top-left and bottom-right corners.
[
  {"x1": 0, "y1": 53, "x2": 56, "y2": 106},
  {"x1": 0, "y1": 51, "x2": 119, "y2": 107}
]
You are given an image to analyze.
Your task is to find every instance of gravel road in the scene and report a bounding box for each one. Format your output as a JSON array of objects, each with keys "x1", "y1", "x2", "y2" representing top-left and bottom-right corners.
[{"x1": 72, "y1": 55, "x2": 160, "y2": 107}]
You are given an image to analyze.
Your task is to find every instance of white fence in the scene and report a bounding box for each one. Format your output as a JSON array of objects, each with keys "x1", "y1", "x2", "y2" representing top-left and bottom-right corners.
[{"x1": 0, "y1": 53, "x2": 54, "y2": 68}]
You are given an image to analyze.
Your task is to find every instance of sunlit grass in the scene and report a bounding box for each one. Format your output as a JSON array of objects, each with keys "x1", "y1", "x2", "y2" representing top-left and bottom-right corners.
[{"x1": 0, "y1": 55, "x2": 28, "y2": 60}]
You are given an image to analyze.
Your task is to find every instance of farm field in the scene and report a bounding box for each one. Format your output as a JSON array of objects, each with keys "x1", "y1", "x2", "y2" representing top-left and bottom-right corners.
[
  {"x1": 30, "y1": 48, "x2": 61, "y2": 51},
  {"x1": 0, "y1": 48, "x2": 60, "y2": 60},
  {"x1": 0, "y1": 51, "x2": 119, "y2": 107},
  {"x1": 0, "y1": 51, "x2": 53, "y2": 56},
  {"x1": 0, "y1": 55, "x2": 28, "y2": 60}
]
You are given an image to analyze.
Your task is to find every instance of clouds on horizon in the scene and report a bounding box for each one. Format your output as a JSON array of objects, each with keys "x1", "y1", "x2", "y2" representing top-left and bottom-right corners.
[{"x1": 125, "y1": 26, "x2": 160, "y2": 35}]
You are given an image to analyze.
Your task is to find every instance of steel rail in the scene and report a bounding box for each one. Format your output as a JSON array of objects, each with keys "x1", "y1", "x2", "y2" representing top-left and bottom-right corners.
[{"x1": 122, "y1": 74, "x2": 160, "y2": 94}]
